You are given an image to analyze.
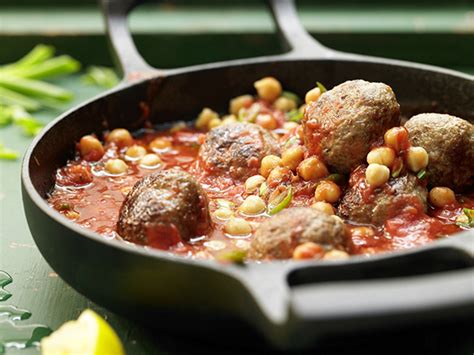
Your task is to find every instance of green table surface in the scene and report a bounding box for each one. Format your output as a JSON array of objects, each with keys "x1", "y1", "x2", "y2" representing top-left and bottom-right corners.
[{"x1": 1, "y1": 6, "x2": 474, "y2": 353}]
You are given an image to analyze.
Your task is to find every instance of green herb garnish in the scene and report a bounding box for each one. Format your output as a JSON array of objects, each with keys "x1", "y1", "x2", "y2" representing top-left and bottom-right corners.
[
  {"x1": 416, "y1": 169, "x2": 427, "y2": 180},
  {"x1": 268, "y1": 186, "x2": 293, "y2": 215},
  {"x1": 81, "y1": 66, "x2": 119, "y2": 89},
  {"x1": 456, "y1": 208, "x2": 474, "y2": 228},
  {"x1": 326, "y1": 173, "x2": 345, "y2": 185},
  {"x1": 287, "y1": 109, "x2": 304, "y2": 122},
  {"x1": 316, "y1": 81, "x2": 327, "y2": 93},
  {"x1": 259, "y1": 182, "x2": 268, "y2": 197},
  {"x1": 281, "y1": 91, "x2": 301, "y2": 105}
]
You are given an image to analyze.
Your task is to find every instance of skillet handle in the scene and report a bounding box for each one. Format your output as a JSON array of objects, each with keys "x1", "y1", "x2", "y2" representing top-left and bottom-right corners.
[
  {"x1": 267, "y1": 0, "x2": 334, "y2": 58},
  {"x1": 287, "y1": 245, "x2": 474, "y2": 344},
  {"x1": 100, "y1": 0, "x2": 159, "y2": 82}
]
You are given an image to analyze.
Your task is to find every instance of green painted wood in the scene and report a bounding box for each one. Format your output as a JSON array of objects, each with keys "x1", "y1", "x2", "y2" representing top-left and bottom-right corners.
[{"x1": 0, "y1": 5, "x2": 473, "y2": 35}]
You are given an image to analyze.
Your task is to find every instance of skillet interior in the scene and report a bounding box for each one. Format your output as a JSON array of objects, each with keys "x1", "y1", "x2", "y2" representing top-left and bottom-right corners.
[{"x1": 23, "y1": 57, "x2": 474, "y2": 348}]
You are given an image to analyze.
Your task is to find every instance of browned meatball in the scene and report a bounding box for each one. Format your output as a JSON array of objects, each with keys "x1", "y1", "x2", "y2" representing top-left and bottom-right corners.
[
  {"x1": 248, "y1": 207, "x2": 346, "y2": 260},
  {"x1": 117, "y1": 168, "x2": 211, "y2": 249},
  {"x1": 303, "y1": 80, "x2": 400, "y2": 173},
  {"x1": 404, "y1": 113, "x2": 473, "y2": 191},
  {"x1": 198, "y1": 122, "x2": 280, "y2": 180},
  {"x1": 338, "y1": 167, "x2": 428, "y2": 225}
]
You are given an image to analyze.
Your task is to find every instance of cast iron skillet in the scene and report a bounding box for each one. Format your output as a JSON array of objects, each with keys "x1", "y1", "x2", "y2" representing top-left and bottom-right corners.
[{"x1": 21, "y1": 0, "x2": 474, "y2": 349}]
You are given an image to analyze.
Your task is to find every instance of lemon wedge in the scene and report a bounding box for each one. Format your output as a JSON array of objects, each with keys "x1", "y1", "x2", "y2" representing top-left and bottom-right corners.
[{"x1": 41, "y1": 309, "x2": 124, "y2": 355}]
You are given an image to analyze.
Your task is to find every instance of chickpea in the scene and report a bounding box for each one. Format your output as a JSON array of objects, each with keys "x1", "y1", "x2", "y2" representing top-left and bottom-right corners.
[
  {"x1": 365, "y1": 163, "x2": 390, "y2": 187},
  {"x1": 150, "y1": 138, "x2": 172, "y2": 152},
  {"x1": 384, "y1": 127, "x2": 409, "y2": 153},
  {"x1": 274, "y1": 96, "x2": 297, "y2": 112},
  {"x1": 293, "y1": 242, "x2": 324, "y2": 260},
  {"x1": 323, "y1": 249, "x2": 350, "y2": 260},
  {"x1": 351, "y1": 226, "x2": 374, "y2": 239},
  {"x1": 139, "y1": 154, "x2": 162, "y2": 168},
  {"x1": 106, "y1": 128, "x2": 133, "y2": 148},
  {"x1": 256, "y1": 114, "x2": 277, "y2": 130},
  {"x1": 195, "y1": 108, "x2": 218, "y2": 130},
  {"x1": 125, "y1": 145, "x2": 147, "y2": 160},
  {"x1": 245, "y1": 175, "x2": 266, "y2": 193},
  {"x1": 239, "y1": 195, "x2": 266, "y2": 215},
  {"x1": 224, "y1": 217, "x2": 252, "y2": 236},
  {"x1": 229, "y1": 95, "x2": 253, "y2": 115},
  {"x1": 260, "y1": 155, "x2": 282, "y2": 177},
  {"x1": 406, "y1": 146, "x2": 429, "y2": 173},
  {"x1": 311, "y1": 201, "x2": 335, "y2": 215},
  {"x1": 208, "y1": 117, "x2": 223, "y2": 130},
  {"x1": 267, "y1": 166, "x2": 291, "y2": 185},
  {"x1": 314, "y1": 180, "x2": 341, "y2": 203},
  {"x1": 283, "y1": 121, "x2": 299, "y2": 131},
  {"x1": 297, "y1": 156, "x2": 329, "y2": 181},
  {"x1": 222, "y1": 114, "x2": 237, "y2": 125},
  {"x1": 254, "y1": 77, "x2": 282, "y2": 102},
  {"x1": 429, "y1": 187, "x2": 456, "y2": 208},
  {"x1": 281, "y1": 146, "x2": 305, "y2": 171},
  {"x1": 367, "y1": 147, "x2": 396, "y2": 167},
  {"x1": 105, "y1": 159, "x2": 128, "y2": 175},
  {"x1": 305, "y1": 87, "x2": 322, "y2": 104},
  {"x1": 78, "y1": 135, "x2": 104, "y2": 161},
  {"x1": 213, "y1": 208, "x2": 233, "y2": 221}
]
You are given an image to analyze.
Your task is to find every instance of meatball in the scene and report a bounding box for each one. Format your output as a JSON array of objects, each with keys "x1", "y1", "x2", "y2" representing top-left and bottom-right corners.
[
  {"x1": 303, "y1": 80, "x2": 400, "y2": 173},
  {"x1": 248, "y1": 207, "x2": 346, "y2": 260},
  {"x1": 404, "y1": 113, "x2": 473, "y2": 191},
  {"x1": 338, "y1": 167, "x2": 428, "y2": 225},
  {"x1": 198, "y1": 122, "x2": 280, "y2": 180},
  {"x1": 117, "y1": 168, "x2": 211, "y2": 249}
]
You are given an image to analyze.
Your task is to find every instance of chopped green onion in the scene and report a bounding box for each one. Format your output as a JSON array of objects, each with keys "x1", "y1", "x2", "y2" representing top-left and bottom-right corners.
[
  {"x1": 0, "y1": 44, "x2": 54, "y2": 73},
  {"x1": 316, "y1": 81, "x2": 327, "y2": 93},
  {"x1": 0, "y1": 74, "x2": 73, "y2": 102},
  {"x1": 81, "y1": 66, "x2": 119, "y2": 89},
  {"x1": 0, "y1": 143, "x2": 19, "y2": 160},
  {"x1": 416, "y1": 169, "x2": 427, "y2": 180},
  {"x1": 326, "y1": 173, "x2": 345, "y2": 185},
  {"x1": 0, "y1": 87, "x2": 41, "y2": 111},
  {"x1": 456, "y1": 208, "x2": 474, "y2": 228},
  {"x1": 217, "y1": 250, "x2": 247, "y2": 264},
  {"x1": 259, "y1": 182, "x2": 268, "y2": 196},
  {"x1": 268, "y1": 186, "x2": 293, "y2": 215},
  {"x1": 281, "y1": 91, "x2": 301, "y2": 105},
  {"x1": 9, "y1": 55, "x2": 81, "y2": 80},
  {"x1": 287, "y1": 109, "x2": 304, "y2": 122}
]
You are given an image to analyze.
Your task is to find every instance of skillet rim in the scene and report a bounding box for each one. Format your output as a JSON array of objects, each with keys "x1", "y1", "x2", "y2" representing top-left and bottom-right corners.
[{"x1": 21, "y1": 54, "x2": 474, "y2": 272}]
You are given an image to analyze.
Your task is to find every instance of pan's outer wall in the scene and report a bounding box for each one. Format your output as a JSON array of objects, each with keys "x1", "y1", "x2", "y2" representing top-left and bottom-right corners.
[{"x1": 23, "y1": 59, "x2": 474, "y2": 348}]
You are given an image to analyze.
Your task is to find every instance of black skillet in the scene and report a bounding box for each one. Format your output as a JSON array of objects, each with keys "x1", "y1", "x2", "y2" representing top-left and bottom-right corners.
[{"x1": 21, "y1": 0, "x2": 474, "y2": 349}]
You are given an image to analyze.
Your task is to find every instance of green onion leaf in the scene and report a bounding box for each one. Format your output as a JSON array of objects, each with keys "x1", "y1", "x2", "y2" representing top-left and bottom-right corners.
[
  {"x1": 287, "y1": 109, "x2": 304, "y2": 122},
  {"x1": 268, "y1": 186, "x2": 293, "y2": 215},
  {"x1": 326, "y1": 173, "x2": 345, "y2": 185},
  {"x1": 11, "y1": 55, "x2": 81, "y2": 80},
  {"x1": 0, "y1": 87, "x2": 42, "y2": 111},
  {"x1": 281, "y1": 91, "x2": 301, "y2": 105},
  {"x1": 81, "y1": 66, "x2": 119, "y2": 89},
  {"x1": 456, "y1": 208, "x2": 474, "y2": 228},
  {"x1": 0, "y1": 143, "x2": 19, "y2": 160},
  {"x1": 416, "y1": 169, "x2": 427, "y2": 180},
  {"x1": 0, "y1": 44, "x2": 54, "y2": 73},
  {"x1": 217, "y1": 250, "x2": 247, "y2": 264},
  {"x1": 0, "y1": 74, "x2": 73, "y2": 101},
  {"x1": 316, "y1": 81, "x2": 327, "y2": 93}
]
